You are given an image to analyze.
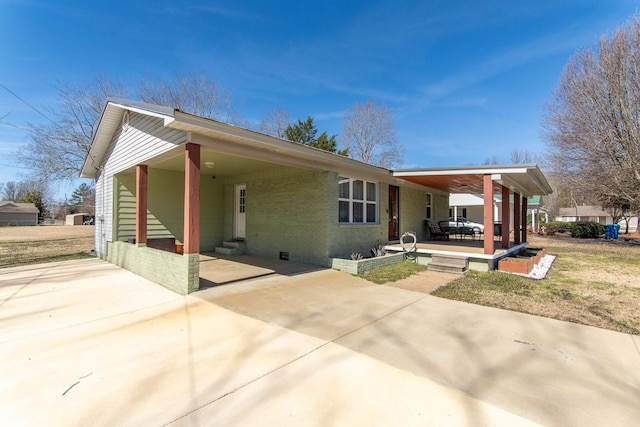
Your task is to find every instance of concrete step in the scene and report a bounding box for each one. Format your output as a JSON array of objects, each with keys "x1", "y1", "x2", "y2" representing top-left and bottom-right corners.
[
  {"x1": 428, "y1": 254, "x2": 468, "y2": 274},
  {"x1": 214, "y1": 240, "x2": 246, "y2": 255}
]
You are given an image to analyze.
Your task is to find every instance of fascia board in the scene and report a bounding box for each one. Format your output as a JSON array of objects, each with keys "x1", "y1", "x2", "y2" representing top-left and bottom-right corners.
[{"x1": 393, "y1": 165, "x2": 530, "y2": 177}]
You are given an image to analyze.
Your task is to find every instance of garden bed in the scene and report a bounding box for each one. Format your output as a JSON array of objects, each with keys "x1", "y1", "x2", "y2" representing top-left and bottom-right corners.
[
  {"x1": 331, "y1": 252, "x2": 405, "y2": 274},
  {"x1": 498, "y1": 256, "x2": 533, "y2": 274}
]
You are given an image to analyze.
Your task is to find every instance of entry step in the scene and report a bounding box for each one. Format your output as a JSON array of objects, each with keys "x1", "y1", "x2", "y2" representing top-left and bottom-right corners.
[
  {"x1": 215, "y1": 240, "x2": 246, "y2": 255},
  {"x1": 428, "y1": 254, "x2": 468, "y2": 274}
]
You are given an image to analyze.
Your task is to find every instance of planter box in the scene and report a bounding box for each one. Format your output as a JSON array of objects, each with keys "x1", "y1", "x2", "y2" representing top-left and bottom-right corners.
[
  {"x1": 522, "y1": 247, "x2": 547, "y2": 264},
  {"x1": 526, "y1": 247, "x2": 546, "y2": 258},
  {"x1": 498, "y1": 257, "x2": 533, "y2": 274},
  {"x1": 518, "y1": 253, "x2": 540, "y2": 265},
  {"x1": 331, "y1": 252, "x2": 405, "y2": 275}
]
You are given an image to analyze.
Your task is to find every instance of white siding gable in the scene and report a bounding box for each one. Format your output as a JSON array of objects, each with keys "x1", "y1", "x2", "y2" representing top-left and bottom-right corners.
[{"x1": 94, "y1": 112, "x2": 187, "y2": 255}]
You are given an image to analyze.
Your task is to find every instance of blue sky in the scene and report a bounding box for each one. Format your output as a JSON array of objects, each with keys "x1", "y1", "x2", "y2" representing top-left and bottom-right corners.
[{"x1": 1, "y1": 0, "x2": 639, "y2": 200}]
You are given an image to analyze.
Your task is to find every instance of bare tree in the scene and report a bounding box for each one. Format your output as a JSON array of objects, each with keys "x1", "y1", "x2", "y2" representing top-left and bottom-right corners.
[
  {"x1": 258, "y1": 106, "x2": 291, "y2": 139},
  {"x1": 341, "y1": 99, "x2": 403, "y2": 167},
  {"x1": 17, "y1": 73, "x2": 240, "y2": 182},
  {"x1": 480, "y1": 156, "x2": 501, "y2": 165},
  {"x1": 543, "y1": 16, "x2": 640, "y2": 217},
  {"x1": 1, "y1": 181, "x2": 19, "y2": 201},
  {"x1": 0, "y1": 179, "x2": 52, "y2": 218},
  {"x1": 509, "y1": 148, "x2": 537, "y2": 164},
  {"x1": 18, "y1": 74, "x2": 126, "y2": 181},
  {"x1": 138, "y1": 73, "x2": 241, "y2": 123}
]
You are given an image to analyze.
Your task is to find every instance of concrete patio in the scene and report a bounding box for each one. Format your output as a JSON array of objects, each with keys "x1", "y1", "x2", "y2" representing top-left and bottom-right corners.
[{"x1": 1, "y1": 258, "x2": 639, "y2": 426}]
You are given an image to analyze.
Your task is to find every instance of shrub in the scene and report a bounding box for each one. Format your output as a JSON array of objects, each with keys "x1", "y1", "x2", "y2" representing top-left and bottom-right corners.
[
  {"x1": 571, "y1": 221, "x2": 605, "y2": 238},
  {"x1": 548, "y1": 221, "x2": 572, "y2": 233}
]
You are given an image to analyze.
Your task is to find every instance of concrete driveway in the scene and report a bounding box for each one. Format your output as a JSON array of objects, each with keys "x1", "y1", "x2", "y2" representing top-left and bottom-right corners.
[{"x1": 1, "y1": 258, "x2": 639, "y2": 426}]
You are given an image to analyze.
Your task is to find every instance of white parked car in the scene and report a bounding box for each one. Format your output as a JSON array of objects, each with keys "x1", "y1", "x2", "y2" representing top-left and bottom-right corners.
[{"x1": 448, "y1": 217, "x2": 484, "y2": 233}]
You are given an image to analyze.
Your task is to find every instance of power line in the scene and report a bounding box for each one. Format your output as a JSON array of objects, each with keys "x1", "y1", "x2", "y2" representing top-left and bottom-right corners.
[
  {"x1": 0, "y1": 83, "x2": 52, "y2": 122},
  {"x1": 0, "y1": 162, "x2": 35, "y2": 170}
]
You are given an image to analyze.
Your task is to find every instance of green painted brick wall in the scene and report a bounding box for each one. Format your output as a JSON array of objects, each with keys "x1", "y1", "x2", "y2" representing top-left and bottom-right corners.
[
  {"x1": 200, "y1": 175, "x2": 224, "y2": 252},
  {"x1": 433, "y1": 193, "x2": 450, "y2": 224},
  {"x1": 111, "y1": 164, "x2": 448, "y2": 269},
  {"x1": 399, "y1": 186, "x2": 429, "y2": 240},
  {"x1": 223, "y1": 166, "x2": 331, "y2": 265},
  {"x1": 107, "y1": 241, "x2": 199, "y2": 294},
  {"x1": 326, "y1": 173, "x2": 387, "y2": 261}
]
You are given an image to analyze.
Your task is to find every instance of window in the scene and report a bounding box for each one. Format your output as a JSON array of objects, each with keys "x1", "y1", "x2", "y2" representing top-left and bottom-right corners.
[
  {"x1": 239, "y1": 188, "x2": 246, "y2": 213},
  {"x1": 450, "y1": 208, "x2": 467, "y2": 218},
  {"x1": 426, "y1": 193, "x2": 433, "y2": 219},
  {"x1": 339, "y1": 176, "x2": 377, "y2": 223}
]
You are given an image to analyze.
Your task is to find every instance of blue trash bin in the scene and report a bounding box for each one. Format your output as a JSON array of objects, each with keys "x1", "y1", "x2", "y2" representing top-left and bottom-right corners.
[
  {"x1": 613, "y1": 224, "x2": 620, "y2": 239},
  {"x1": 605, "y1": 224, "x2": 613, "y2": 239}
]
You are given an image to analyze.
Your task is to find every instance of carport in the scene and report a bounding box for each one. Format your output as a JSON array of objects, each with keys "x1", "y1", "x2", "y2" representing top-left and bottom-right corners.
[{"x1": 391, "y1": 165, "x2": 553, "y2": 270}]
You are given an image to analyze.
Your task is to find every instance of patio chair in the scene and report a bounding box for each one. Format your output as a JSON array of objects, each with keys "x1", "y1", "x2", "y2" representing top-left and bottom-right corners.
[
  {"x1": 493, "y1": 223, "x2": 502, "y2": 241},
  {"x1": 458, "y1": 226, "x2": 476, "y2": 240},
  {"x1": 426, "y1": 221, "x2": 449, "y2": 241}
]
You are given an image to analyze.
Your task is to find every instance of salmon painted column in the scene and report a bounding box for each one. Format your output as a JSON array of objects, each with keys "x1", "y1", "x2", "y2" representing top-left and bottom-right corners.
[
  {"x1": 501, "y1": 185, "x2": 510, "y2": 249},
  {"x1": 513, "y1": 192, "x2": 521, "y2": 245},
  {"x1": 483, "y1": 174, "x2": 494, "y2": 255},
  {"x1": 184, "y1": 143, "x2": 201, "y2": 254},
  {"x1": 522, "y1": 197, "x2": 528, "y2": 243},
  {"x1": 135, "y1": 164, "x2": 148, "y2": 245}
]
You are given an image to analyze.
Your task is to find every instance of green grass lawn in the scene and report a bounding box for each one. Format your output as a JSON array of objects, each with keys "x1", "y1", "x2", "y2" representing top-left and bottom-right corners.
[
  {"x1": 360, "y1": 237, "x2": 640, "y2": 335},
  {"x1": 358, "y1": 260, "x2": 428, "y2": 284}
]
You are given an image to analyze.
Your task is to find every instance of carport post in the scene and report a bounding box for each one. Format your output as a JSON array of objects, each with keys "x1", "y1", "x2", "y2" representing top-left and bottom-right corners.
[
  {"x1": 483, "y1": 174, "x2": 494, "y2": 255},
  {"x1": 514, "y1": 192, "x2": 521, "y2": 245},
  {"x1": 501, "y1": 185, "x2": 510, "y2": 249},
  {"x1": 135, "y1": 164, "x2": 148, "y2": 245},
  {"x1": 184, "y1": 143, "x2": 200, "y2": 254}
]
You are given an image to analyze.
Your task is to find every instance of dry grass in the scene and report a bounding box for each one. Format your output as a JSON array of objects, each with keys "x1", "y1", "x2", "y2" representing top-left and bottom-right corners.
[
  {"x1": 433, "y1": 233, "x2": 640, "y2": 335},
  {"x1": 0, "y1": 225, "x2": 95, "y2": 268}
]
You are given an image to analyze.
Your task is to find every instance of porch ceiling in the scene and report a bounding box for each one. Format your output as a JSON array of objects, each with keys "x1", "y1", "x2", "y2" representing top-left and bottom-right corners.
[
  {"x1": 149, "y1": 149, "x2": 276, "y2": 177},
  {"x1": 396, "y1": 173, "x2": 488, "y2": 194},
  {"x1": 393, "y1": 164, "x2": 552, "y2": 198}
]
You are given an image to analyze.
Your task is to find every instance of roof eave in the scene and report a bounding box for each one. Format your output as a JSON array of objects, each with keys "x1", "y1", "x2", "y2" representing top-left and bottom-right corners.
[
  {"x1": 169, "y1": 110, "x2": 394, "y2": 180},
  {"x1": 80, "y1": 99, "x2": 176, "y2": 179}
]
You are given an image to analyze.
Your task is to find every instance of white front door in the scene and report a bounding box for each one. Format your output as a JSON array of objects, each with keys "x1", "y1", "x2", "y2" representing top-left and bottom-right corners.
[{"x1": 234, "y1": 184, "x2": 246, "y2": 239}]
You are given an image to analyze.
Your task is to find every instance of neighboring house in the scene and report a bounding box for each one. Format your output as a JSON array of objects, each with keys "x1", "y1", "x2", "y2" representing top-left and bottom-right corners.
[
  {"x1": 557, "y1": 206, "x2": 638, "y2": 231},
  {"x1": 558, "y1": 205, "x2": 610, "y2": 223},
  {"x1": 495, "y1": 194, "x2": 548, "y2": 232},
  {"x1": 81, "y1": 98, "x2": 552, "y2": 294},
  {"x1": 450, "y1": 194, "x2": 548, "y2": 232},
  {"x1": 0, "y1": 201, "x2": 40, "y2": 226},
  {"x1": 449, "y1": 193, "x2": 484, "y2": 224}
]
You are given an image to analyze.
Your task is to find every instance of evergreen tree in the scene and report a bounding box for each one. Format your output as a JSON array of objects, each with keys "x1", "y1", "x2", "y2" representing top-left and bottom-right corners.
[
  {"x1": 19, "y1": 191, "x2": 47, "y2": 222},
  {"x1": 69, "y1": 183, "x2": 95, "y2": 214},
  {"x1": 284, "y1": 116, "x2": 347, "y2": 156}
]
